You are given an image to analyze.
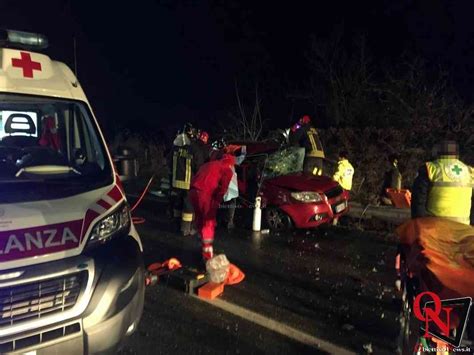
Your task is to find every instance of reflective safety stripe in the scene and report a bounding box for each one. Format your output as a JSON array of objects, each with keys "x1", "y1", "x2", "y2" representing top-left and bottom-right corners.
[
  {"x1": 185, "y1": 158, "x2": 191, "y2": 188},
  {"x1": 307, "y1": 131, "x2": 317, "y2": 152},
  {"x1": 306, "y1": 128, "x2": 325, "y2": 158},
  {"x1": 174, "y1": 180, "x2": 190, "y2": 189},
  {"x1": 202, "y1": 246, "x2": 213, "y2": 253},
  {"x1": 202, "y1": 238, "x2": 214, "y2": 244},
  {"x1": 202, "y1": 244, "x2": 214, "y2": 260},
  {"x1": 312, "y1": 167, "x2": 322, "y2": 176},
  {"x1": 431, "y1": 181, "x2": 474, "y2": 188},
  {"x1": 172, "y1": 148, "x2": 192, "y2": 190},
  {"x1": 182, "y1": 212, "x2": 193, "y2": 222}
]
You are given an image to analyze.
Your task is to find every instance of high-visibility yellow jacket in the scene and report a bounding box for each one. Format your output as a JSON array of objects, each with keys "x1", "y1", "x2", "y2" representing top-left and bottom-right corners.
[
  {"x1": 426, "y1": 157, "x2": 473, "y2": 225},
  {"x1": 332, "y1": 158, "x2": 355, "y2": 191}
]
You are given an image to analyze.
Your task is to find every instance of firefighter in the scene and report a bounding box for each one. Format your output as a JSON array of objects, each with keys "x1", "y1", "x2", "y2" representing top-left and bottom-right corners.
[
  {"x1": 199, "y1": 130, "x2": 209, "y2": 145},
  {"x1": 289, "y1": 115, "x2": 325, "y2": 175},
  {"x1": 411, "y1": 140, "x2": 473, "y2": 225},
  {"x1": 170, "y1": 123, "x2": 196, "y2": 236},
  {"x1": 189, "y1": 154, "x2": 235, "y2": 261},
  {"x1": 332, "y1": 150, "x2": 354, "y2": 191},
  {"x1": 200, "y1": 131, "x2": 211, "y2": 156}
]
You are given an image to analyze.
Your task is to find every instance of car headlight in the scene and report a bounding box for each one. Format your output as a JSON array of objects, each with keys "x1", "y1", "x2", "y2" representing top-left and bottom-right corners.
[
  {"x1": 88, "y1": 203, "x2": 131, "y2": 245},
  {"x1": 290, "y1": 191, "x2": 323, "y2": 203}
]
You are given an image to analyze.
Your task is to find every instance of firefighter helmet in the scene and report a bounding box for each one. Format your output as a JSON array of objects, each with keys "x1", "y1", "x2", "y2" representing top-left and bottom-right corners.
[
  {"x1": 212, "y1": 138, "x2": 226, "y2": 150},
  {"x1": 183, "y1": 122, "x2": 194, "y2": 137},
  {"x1": 299, "y1": 115, "x2": 311, "y2": 125}
]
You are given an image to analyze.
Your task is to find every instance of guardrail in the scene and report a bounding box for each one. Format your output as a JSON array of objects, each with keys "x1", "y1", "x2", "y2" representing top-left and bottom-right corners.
[{"x1": 347, "y1": 202, "x2": 411, "y2": 224}]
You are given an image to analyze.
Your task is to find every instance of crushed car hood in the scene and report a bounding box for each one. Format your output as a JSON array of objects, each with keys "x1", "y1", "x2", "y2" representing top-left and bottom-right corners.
[{"x1": 265, "y1": 172, "x2": 340, "y2": 192}]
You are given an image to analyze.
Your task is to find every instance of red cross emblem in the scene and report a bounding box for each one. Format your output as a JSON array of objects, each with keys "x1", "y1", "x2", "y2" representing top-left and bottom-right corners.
[{"x1": 11, "y1": 52, "x2": 42, "y2": 78}]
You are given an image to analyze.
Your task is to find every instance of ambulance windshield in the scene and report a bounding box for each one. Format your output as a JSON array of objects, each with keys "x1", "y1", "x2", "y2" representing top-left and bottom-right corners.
[{"x1": 0, "y1": 94, "x2": 112, "y2": 202}]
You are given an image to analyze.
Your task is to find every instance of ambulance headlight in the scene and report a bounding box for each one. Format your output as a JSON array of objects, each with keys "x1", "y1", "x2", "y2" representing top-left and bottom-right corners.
[
  {"x1": 0, "y1": 29, "x2": 49, "y2": 49},
  {"x1": 88, "y1": 203, "x2": 131, "y2": 245}
]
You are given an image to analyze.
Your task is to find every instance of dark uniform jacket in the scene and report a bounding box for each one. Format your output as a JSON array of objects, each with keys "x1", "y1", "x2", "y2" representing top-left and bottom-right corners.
[
  {"x1": 191, "y1": 140, "x2": 210, "y2": 171},
  {"x1": 289, "y1": 124, "x2": 325, "y2": 158}
]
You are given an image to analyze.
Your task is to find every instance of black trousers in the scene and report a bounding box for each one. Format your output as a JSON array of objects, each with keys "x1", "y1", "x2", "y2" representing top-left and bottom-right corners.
[{"x1": 170, "y1": 188, "x2": 194, "y2": 234}]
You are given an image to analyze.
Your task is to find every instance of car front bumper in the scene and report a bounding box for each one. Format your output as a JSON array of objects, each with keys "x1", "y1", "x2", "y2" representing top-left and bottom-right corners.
[
  {"x1": 2, "y1": 236, "x2": 145, "y2": 355},
  {"x1": 280, "y1": 197, "x2": 350, "y2": 228}
]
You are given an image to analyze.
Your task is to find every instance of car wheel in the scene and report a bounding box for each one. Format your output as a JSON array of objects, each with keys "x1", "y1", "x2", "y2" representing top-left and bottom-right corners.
[{"x1": 264, "y1": 207, "x2": 293, "y2": 231}]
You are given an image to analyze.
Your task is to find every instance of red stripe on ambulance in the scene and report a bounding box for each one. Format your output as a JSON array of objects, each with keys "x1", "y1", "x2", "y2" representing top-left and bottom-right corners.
[
  {"x1": 96, "y1": 199, "x2": 111, "y2": 210},
  {"x1": 107, "y1": 185, "x2": 122, "y2": 202},
  {"x1": 81, "y1": 209, "x2": 100, "y2": 239}
]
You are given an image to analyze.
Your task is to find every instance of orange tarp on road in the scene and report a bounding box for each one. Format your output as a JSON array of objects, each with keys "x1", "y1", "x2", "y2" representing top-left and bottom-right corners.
[{"x1": 397, "y1": 218, "x2": 474, "y2": 298}]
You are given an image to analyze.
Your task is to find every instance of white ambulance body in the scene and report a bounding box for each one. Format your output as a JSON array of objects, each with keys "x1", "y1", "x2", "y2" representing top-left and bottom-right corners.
[{"x1": 0, "y1": 30, "x2": 145, "y2": 354}]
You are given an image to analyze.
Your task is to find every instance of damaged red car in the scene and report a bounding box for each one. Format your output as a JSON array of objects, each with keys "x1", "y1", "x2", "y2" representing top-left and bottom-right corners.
[{"x1": 233, "y1": 142, "x2": 350, "y2": 230}]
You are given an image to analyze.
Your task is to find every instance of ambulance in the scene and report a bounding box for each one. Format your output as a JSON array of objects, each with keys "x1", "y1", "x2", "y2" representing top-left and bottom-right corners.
[{"x1": 0, "y1": 30, "x2": 145, "y2": 354}]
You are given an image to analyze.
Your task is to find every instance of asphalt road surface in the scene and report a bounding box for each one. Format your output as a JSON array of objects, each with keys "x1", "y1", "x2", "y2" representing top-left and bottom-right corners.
[{"x1": 120, "y1": 198, "x2": 402, "y2": 354}]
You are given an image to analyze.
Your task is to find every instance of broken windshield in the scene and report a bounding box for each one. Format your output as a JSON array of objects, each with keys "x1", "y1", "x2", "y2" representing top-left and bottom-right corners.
[{"x1": 263, "y1": 147, "x2": 305, "y2": 179}]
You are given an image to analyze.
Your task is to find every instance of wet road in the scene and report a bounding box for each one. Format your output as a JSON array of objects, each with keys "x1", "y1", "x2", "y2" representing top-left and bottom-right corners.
[{"x1": 121, "y1": 198, "x2": 402, "y2": 354}]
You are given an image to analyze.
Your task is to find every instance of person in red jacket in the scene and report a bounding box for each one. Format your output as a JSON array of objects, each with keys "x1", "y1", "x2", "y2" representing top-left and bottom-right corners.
[
  {"x1": 189, "y1": 154, "x2": 236, "y2": 261},
  {"x1": 39, "y1": 115, "x2": 61, "y2": 151}
]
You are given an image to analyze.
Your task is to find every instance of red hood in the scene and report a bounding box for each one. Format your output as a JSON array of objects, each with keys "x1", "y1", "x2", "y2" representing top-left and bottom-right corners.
[{"x1": 265, "y1": 172, "x2": 339, "y2": 192}]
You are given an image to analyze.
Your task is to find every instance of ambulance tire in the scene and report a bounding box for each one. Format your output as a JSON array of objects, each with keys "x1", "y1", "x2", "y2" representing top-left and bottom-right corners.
[{"x1": 264, "y1": 207, "x2": 293, "y2": 231}]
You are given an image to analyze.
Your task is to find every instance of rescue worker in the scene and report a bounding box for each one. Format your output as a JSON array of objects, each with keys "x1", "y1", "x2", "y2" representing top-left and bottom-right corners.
[
  {"x1": 289, "y1": 115, "x2": 325, "y2": 175},
  {"x1": 199, "y1": 130, "x2": 209, "y2": 145},
  {"x1": 222, "y1": 145, "x2": 247, "y2": 229},
  {"x1": 189, "y1": 154, "x2": 235, "y2": 261},
  {"x1": 192, "y1": 130, "x2": 211, "y2": 166},
  {"x1": 380, "y1": 154, "x2": 402, "y2": 205},
  {"x1": 411, "y1": 140, "x2": 473, "y2": 225},
  {"x1": 39, "y1": 108, "x2": 61, "y2": 152},
  {"x1": 169, "y1": 123, "x2": 196, "y2": 236},
  {"x1": 332, "y1": 150, "x2": 354, "y2": 191}
]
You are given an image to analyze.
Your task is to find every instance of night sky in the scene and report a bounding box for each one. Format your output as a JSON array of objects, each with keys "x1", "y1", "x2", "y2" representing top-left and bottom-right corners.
[{"x1": 1, "y1": 0, "x2": 474, "y2": 139}]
